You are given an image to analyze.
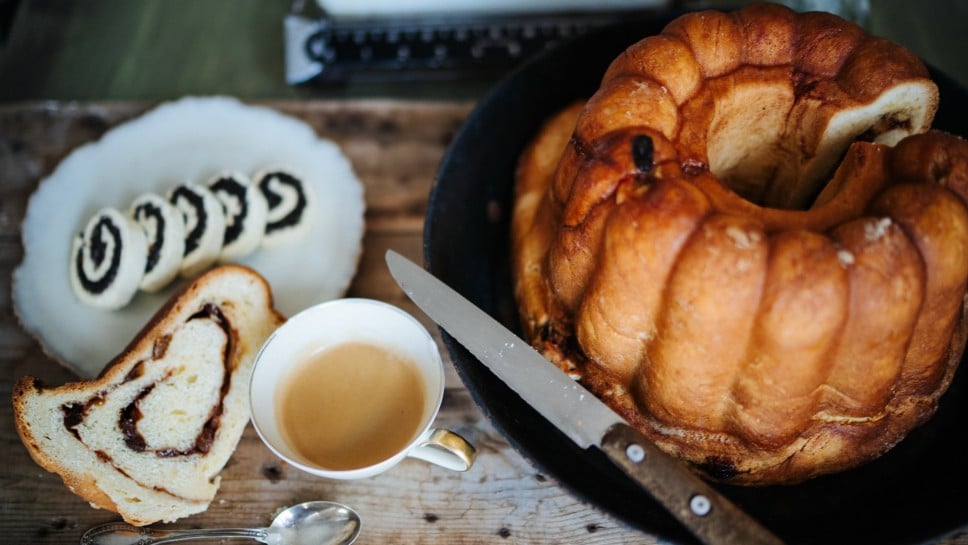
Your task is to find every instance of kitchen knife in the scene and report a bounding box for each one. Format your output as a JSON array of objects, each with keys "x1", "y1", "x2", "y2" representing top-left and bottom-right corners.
[{"x1": 385, "y1": 249, "x2": 785, "y2": 545}]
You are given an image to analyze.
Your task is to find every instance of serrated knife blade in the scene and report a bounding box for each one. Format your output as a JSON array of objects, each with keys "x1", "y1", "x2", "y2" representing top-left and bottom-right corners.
[{"x1": 385, "y1": 249, "x2": 785, "y2": 545}]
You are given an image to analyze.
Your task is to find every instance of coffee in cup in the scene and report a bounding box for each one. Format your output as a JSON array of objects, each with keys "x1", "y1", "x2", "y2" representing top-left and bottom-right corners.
[{"x1": 249, "y1": 298, "x2": 475, "y2": 479}]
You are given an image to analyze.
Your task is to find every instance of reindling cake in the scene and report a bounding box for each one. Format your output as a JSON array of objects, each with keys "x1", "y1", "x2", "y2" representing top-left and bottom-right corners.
[{"x1": 511, "y1": 3, "x2": 968, "y2": 485}]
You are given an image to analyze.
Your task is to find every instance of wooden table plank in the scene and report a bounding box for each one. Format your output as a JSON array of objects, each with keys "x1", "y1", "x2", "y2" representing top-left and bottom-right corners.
[{"x1": 2, "y1": 100, "x2": 967, "y2": 545}]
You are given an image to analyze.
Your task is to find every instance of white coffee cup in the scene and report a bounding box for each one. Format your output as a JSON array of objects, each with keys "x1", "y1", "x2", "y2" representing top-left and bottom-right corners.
[{"x1": 249, "y1": 298, "x2": 476, "y2": 479}]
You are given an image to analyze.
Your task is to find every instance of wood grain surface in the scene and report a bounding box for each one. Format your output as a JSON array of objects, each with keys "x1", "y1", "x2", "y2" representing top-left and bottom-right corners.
[{"x1": 1, "y1": 100, "x2": 966, "y2": 545}]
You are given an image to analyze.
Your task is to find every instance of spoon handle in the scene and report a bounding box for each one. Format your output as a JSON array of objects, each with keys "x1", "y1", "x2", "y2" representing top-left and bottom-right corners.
[{"x1": 81, "y1": 521, "x2": 269, "y2": 545}]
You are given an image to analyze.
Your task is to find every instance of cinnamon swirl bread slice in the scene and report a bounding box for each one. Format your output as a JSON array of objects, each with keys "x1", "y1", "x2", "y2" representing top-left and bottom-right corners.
[{"x1": 13, "y1": 265, "x2": 284, "y2": 525}]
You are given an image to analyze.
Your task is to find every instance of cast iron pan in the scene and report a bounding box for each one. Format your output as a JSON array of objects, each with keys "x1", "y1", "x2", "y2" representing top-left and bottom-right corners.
[{"x1": 424, "y1": 11, "x2": 968, "y2": 545}]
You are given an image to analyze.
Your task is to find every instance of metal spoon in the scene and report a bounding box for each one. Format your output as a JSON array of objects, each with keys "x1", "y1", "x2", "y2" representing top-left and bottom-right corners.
[{"x1": 80, "y1": 500, "x2": 361, "y2": 545}]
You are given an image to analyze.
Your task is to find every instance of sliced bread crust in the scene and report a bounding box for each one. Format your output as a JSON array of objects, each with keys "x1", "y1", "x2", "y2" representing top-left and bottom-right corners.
[{"x1": 13, "y1": 265, "x2": 285, "y2": 525}]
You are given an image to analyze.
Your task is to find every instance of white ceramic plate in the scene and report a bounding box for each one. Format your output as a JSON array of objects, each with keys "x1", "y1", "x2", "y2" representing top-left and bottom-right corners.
[{"x1": 13, "y1": 96, "x2": 365, "y2": 377}]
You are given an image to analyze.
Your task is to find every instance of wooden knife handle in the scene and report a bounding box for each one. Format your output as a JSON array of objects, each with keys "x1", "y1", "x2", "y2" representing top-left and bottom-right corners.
[{"x1": 600, "y1": 423, "x2": 785, "y2": 545}]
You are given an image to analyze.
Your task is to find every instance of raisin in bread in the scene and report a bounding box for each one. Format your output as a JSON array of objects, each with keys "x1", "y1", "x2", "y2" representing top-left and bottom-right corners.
[{"x1": 13, "y1": 265, "x2": 285, "y2": 525}]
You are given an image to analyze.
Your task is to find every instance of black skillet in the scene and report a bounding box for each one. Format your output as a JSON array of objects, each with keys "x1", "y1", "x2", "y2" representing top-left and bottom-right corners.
[{"x1": 424, "y1": 11, "x2": 968, "y2": 545}]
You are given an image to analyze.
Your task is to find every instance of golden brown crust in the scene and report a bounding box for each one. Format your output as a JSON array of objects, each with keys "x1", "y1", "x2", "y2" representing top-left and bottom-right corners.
[
  {"x1": 871, "y1": 184, "x2": 968, "y2": 394},
  {"x1": 824, "y1": 218, "x2": 924, "y2": 415},
  {"x1": 512, "y1": 103, "x2": 585, "y2": 344},
  {"x1": 511, "y1": 3, "x2": 965, "y2": 485},
  {"x1": 729, "y1": 230, "x2": 849, "y2": 448}
]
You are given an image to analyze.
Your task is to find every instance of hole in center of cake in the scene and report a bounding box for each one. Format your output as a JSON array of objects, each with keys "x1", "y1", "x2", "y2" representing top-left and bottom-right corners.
[{"x1": 700, "y1": 76, "x2": 918, "y2": 212}]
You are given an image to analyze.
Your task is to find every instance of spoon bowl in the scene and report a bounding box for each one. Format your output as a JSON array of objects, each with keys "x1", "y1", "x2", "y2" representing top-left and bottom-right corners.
[
  {"x1": 268, "y1": 501, "x2": 362, "y2": 545},
  {"x1": 80, "y1": 500, "x2": 362, "y2": 545}
]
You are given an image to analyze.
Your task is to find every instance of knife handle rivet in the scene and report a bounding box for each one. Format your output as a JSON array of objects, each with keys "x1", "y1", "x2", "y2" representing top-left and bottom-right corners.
[
  {"x1": 625, "y1": 443, "x2": 645, "y2": 463},
  {"x1": 689, "y1": 494, "x2": 712, "y2": 517}
]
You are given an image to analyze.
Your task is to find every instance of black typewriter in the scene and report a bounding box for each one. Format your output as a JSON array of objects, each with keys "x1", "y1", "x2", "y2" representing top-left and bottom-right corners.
[{"x1": 284, "y1": 0, "x2": 673, "y2": 84}]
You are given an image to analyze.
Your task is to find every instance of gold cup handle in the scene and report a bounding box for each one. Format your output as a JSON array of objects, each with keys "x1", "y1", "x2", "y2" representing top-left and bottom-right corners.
[{"x1": 407, "y1": 428, "x2": 477, "y2": 471}]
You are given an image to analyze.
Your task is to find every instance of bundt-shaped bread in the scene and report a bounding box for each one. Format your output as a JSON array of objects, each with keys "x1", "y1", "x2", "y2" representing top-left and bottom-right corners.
[{"x1": 511, "y1": 3, "x2": 968, "y2": 485}]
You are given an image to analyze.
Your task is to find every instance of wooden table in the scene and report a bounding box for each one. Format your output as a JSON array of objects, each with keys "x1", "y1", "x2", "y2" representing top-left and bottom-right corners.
[{"x1": 3, "y1": 100, "x2": 968, "y2": 545}]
